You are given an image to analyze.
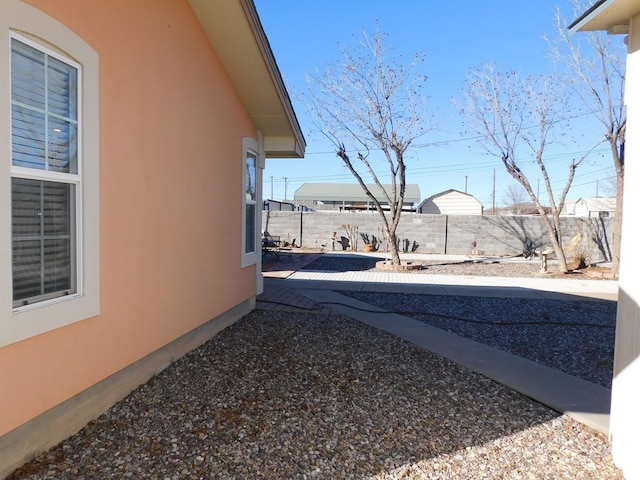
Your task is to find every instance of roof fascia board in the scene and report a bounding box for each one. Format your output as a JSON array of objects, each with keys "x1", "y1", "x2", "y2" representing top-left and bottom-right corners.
[
  {"x1": 569, "y1": 0, "x2": 637, "y2": 34},
  {"x1": 264, "y1": 136, "x2": 305, "y2": 158},
  {"x1": 569, "y1": 0, "x2": 611, "y2": 32}
]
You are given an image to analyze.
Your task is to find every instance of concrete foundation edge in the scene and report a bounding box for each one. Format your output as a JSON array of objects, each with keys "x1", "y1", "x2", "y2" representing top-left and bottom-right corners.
[{"x1": 0, "y1": 297, "x2": 255, "y2": 479}]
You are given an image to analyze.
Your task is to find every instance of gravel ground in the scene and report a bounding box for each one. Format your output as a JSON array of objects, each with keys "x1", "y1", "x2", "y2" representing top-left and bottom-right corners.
[
  {"x1": 342, "y1": 292, "x2": 616, "y2": 388},
  {"x1": 303, "y1": 254, "x2": 616, "y2": 388},
  {"x1": 300, "y1": 254, "x2": 606, "y2": 279},
  {"x1": 8, "y1": 310, "x2": 622, "y2": 479}
]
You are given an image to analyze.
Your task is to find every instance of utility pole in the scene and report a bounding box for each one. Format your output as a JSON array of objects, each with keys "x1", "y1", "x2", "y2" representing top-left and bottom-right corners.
[
  {"x1": 270, "y1": 176, "x2": 273, "y2": 200},
  {"x1": 596, "y1": 179, "x2": 599, "y2": 197},
  {"x1": 464, "y1": 175, "x2": 468, "y2": 193},
  {"x1": 492, "y1": 169, "x2": 496, "y2": 215},
  {"x1": 283, "y1": 177, "x2": 288, "y2": 201}
]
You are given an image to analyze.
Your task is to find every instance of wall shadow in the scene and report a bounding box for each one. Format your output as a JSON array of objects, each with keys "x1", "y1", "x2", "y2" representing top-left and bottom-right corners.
[
  {"x1": 300, "y1": 254, "x2": 386, "y2": 272},
  {"x1": 482, "y1": 215, "x2": 548, "y2": 256},
  {"x1": 585, "y1": 217, "x2": 613, "y2": 262}
]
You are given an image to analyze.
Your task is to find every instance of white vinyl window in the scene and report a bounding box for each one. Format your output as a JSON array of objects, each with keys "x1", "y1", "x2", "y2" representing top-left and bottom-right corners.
[
  {"x1": 244, "y1": 151, "x2": 257, "y2": 254},
  {"x1": 241, "y1": 137, "x2": 260, "y2": 267},
  {"x1": 1, "y1": 0, "x2": 99, "y2": 347},
  {"x1": 10, "y1": 35, "x2": 80, "y2": 307}
]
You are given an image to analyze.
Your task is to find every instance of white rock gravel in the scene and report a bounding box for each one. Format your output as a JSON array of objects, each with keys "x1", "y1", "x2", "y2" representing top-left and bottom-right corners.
[{"x1": 9, "y1": 309, "x2": 622, "y2": 479}]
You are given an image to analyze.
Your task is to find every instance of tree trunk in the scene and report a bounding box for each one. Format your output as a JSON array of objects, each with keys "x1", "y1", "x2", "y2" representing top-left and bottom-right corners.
[
  {"x1": 335, "y1": 147, "x2": 405, "y2": 266},
  {"x1": 387, "y1": 232, "x2": 401, "y2": 264},
  {"x1": 551, "y1": 232, "x2": 569, "y2": 273},
  {"x1": 540, "y1": 213, "x2": 569, "y2": 273}
]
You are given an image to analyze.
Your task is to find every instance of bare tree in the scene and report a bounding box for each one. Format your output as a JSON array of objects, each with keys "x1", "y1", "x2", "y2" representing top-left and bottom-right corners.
[
  {"x1": 460, "y1": 64, "x2": 596, "y2": 272},
  {"x1": 502, "y1": 183, "x2": 529, "y2": 215},
  {"x1": 304, "y1": 23, "x2": 432, "y2": 265},
  {"x1": 600, "y1": 175, "x2": 618, "y2": 197},
  {"x1": 546, "y1": 1, "x2": 626, "y2": 274}
]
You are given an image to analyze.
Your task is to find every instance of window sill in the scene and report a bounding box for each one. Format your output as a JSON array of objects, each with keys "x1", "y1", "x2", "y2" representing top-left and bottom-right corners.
[{"x1": 1, "y1": 292, "x2": 99, "y2": 348}]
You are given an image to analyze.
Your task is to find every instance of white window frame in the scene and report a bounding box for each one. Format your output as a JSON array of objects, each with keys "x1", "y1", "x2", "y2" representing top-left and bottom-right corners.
[
  {"x1": 10, "y1": 33, "x2": 82, "y2": 308},
  {"x1": 241, "y1": 136, "x2": 262, "y2": 268},
  {"x1": 0, "y1": 0, "x2": 100, "y2": 347}
]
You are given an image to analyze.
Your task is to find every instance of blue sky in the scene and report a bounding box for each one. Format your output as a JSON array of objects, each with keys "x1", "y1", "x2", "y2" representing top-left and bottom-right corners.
[{"x1": 254, "y1": 1, "x2": 617, "y2": 208}]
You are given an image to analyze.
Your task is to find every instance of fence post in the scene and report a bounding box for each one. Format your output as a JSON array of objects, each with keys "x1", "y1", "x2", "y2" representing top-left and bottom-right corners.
[{"x1": 444, "y1": 215, "x2": 449, "y2": 254}]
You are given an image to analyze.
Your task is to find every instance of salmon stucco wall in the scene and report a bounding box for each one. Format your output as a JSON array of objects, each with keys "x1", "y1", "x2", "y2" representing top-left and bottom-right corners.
[{"x1": 0, "y1": 0, "x2": 257, "y2": 436}]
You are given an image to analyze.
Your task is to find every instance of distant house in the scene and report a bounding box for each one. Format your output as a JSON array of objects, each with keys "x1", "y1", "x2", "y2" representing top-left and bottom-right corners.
[
  {"x1": 294, "y1": 183, "x2": 421, "y2": 211},
  {"x1": 418, "y1": 189, "x2": 483, "y2": 215},
  {"x1": 498, "y1": 202, "x2": 551, "y2": 216},
  {"x1": 561, "y1": 197, "x2": 616, "y2": 217}
]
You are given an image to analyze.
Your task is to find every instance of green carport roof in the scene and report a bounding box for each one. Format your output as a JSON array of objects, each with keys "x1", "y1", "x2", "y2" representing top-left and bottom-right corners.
[{"x1": 294, "y1": 183, "x2": 421, "y2": 204}]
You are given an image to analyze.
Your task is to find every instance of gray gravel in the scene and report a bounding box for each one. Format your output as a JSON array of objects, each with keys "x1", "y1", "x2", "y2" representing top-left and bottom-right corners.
[
  {"x1": 300, "y1": 254, "x2": 598, "y2": 279},
  {"x1": 341, "y1": 292, "x2": 616, "y2": 389},
  {"x1": 8, "y1": 309, "x2": 622, "y2": 479},
  {"x1": 304, "y1": 254, "x2": 617, "y2": 387}
]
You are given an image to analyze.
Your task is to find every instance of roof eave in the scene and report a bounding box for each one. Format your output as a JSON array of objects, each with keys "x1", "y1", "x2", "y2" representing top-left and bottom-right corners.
[
  {"x1": 188, "y1": 0, "x2": 306, "y2": 158},
  {"x1": 569, "y1": 0, "x2": 638, "y2": 34}
]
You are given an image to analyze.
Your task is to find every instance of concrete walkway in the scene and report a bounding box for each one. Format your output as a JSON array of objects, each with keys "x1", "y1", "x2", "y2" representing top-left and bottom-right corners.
[{"x1": 259, "y1": 252, "x2": 617, "y2": 434}]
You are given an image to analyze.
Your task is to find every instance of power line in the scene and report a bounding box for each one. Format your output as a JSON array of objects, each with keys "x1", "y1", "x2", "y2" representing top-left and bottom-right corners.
[
  {"x1": 299, "y1": 106, "x2": 608, "y2": 158},
  {"x1": 267, "y1": 149, "x2": 611, "y2": 185}
]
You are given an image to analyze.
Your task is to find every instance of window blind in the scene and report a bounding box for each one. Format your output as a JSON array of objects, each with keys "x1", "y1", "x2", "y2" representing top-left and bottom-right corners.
[{"x1": 10, "y1": 37, "x2": 79, "y2": 306}]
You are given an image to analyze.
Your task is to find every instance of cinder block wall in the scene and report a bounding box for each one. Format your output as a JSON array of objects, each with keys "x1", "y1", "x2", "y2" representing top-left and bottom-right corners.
[{"x1": 261, "y1": 211, "x2": 614, "y2": 261}]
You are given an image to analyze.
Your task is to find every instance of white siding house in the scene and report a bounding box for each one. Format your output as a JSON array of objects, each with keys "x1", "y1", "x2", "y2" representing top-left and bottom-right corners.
[
  {"x1": 561, "y1": 197, "x2": 616, "y2": 217},
  {"x1": 418, "y1": 189, "x2": 483, "y2": 215}
]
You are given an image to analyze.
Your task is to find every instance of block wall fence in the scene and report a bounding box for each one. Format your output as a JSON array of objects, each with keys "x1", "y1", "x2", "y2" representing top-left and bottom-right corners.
[{"x1": 262, "y1": 211, "x2": 614, "y2": 262}]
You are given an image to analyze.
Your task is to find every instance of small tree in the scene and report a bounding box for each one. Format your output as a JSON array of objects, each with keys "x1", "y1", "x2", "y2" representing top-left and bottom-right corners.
[
  {"x1": 460, "y1": 64, "x2": 597, "y2": 272},
  {"x1": 502, "y1": 184, "x2": 529, "y2": 215},
  {"x1": 546, "y1": 2, "x2": 626, "y2": 275},
  {"x1": 600, "y1": 175, "x2": 618, "y2": 197},
  {"x1": 304, "y1": 23, "x2": 432, "y2": 265}
]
